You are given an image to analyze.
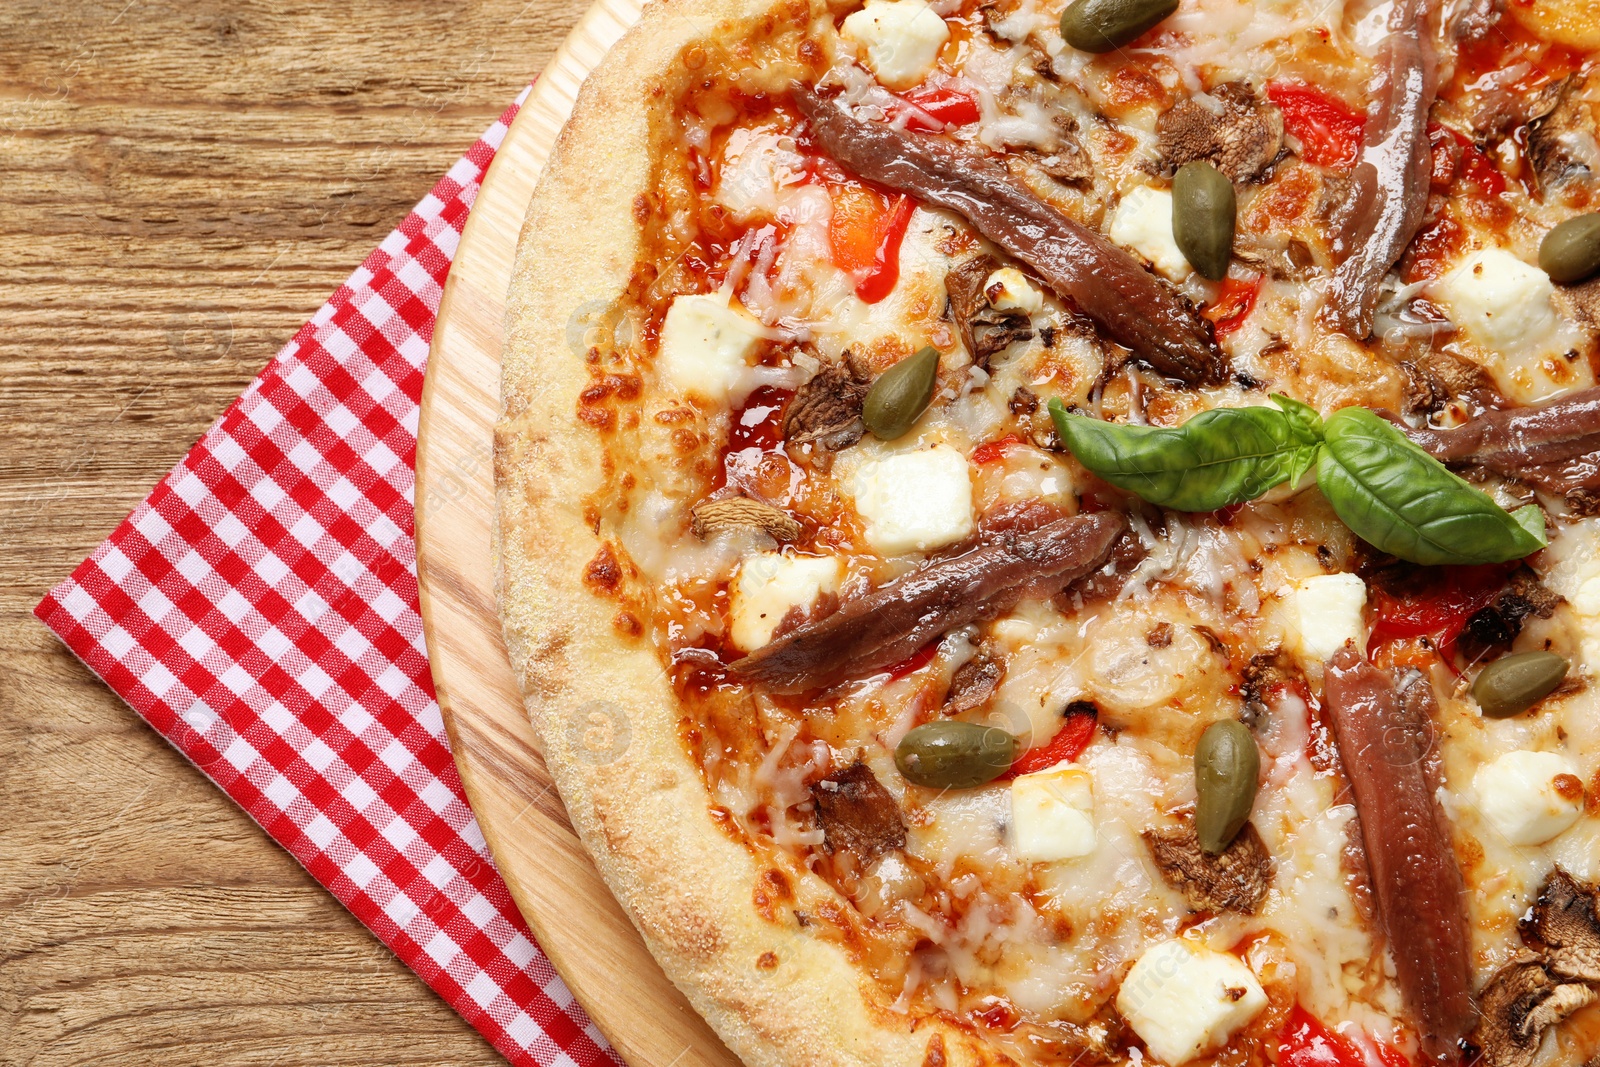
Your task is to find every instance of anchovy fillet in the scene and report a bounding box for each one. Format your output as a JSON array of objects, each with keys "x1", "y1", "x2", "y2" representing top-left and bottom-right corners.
[{"x1": 794, "y1": 86, "x2": 1227, "y2": 387}]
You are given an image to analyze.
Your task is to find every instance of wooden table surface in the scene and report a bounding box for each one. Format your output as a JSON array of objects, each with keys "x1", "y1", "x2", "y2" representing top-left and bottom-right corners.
[{"x1": 0, "y1": 2, "x2": 588, "y2": 1062}]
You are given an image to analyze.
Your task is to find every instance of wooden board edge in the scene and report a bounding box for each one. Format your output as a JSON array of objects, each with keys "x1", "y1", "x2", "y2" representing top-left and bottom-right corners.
[{"x1": 416, "y1": 3, "x2": 737, "y2": 1066}]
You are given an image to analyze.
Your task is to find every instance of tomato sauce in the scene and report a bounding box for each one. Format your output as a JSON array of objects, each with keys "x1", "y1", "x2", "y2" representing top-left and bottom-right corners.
[
  {"x1": 971, "y1": 435, "x2": 1025, "y2": 465},
  {"x1": 1456, "y1": 15, "x2": 1584, "y2": 93},
  {"x1": 883, "y1": 640, "x2": 941, "y2": 680},
  {"x1": 717, "y1": 385, "x2": 796, "y2": 496},
  {"x1": 1403, "y1": 216, "x2": 1465, "y2": 283}
]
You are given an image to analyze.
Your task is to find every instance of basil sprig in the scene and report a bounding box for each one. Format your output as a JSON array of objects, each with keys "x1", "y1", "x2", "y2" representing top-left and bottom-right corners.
[{"x1": 1048, "y1": 397, "x2": 1547, "y2": 566}]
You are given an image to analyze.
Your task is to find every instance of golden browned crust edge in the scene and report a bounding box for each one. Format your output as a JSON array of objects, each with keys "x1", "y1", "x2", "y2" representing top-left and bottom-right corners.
[{"x1": 493, "y1": 3, "x2": 997, "y2": 1066}]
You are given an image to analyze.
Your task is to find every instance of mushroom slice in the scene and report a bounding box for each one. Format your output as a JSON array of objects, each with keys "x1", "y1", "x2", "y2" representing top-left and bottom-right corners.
[
  {"x1": 783, "y1": 355, "x2": 871, "y2": 453},
  {"x1": 691, "y1": 497, "x2": 803, "y2": 542},
  {"x1": 1526, "y1": 868, "x2": 1600, "y2": 982},
  {"x1": 809, "y1": 761, "x2": 906, "y2": 864},
  {"x1": 946, "y1": 254, "x2": 1035, "y2": 368},
  {"x1": 1143, "y1": 821, "x2": 1272, "y2": 914},
  {"x1": 1157, "y1": 82, "x2": 1284, "y2": 183},
  {"x1": 1529, "y1": 71, "x2": 1600, "y2": 191},
  {"x1": 1553, "y1": 274, "x2": 1600, "y2": 333},
  {"x1": 1400, "y1": 350, "x2": 1507, "y2": 419},
  {"x1": 1459, "y1": 569, "x2": 1561, "y2": 654},
  {"x1": 1474, "y1": 952, "x2": 1597, "y2": 1067},
  {"x1": 945, "y1": 645, "x2": 1004, "y2": 714}
]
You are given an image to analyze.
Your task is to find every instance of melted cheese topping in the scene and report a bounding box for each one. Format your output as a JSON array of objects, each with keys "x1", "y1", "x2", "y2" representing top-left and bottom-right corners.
[{"x1": 574, "y1": 3, "x2": 1600, "y2": 1064}]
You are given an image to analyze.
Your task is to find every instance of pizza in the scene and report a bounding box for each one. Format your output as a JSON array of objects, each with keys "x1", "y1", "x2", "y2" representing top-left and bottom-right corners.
[{"x1": 492, "y1": 2, "x2": 1600, "y2": 1067}]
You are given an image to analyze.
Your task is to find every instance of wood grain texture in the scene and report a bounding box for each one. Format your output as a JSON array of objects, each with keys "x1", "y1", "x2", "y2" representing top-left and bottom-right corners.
[
  {"x1": 0, "y1": 2, "x2": 588, "y2": 1063},
  {"x1": 414, "y1": 8, "x2": 741, "y2": 1063}
]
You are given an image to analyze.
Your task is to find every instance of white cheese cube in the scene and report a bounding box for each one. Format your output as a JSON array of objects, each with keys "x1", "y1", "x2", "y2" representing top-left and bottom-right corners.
[
  {"x1": 841, "y1": 0, "x2": 950, "y2": 91},
  {"x1": 983, "y1": 267, "x2": 1044, "y2": 315},
  {"x1": 1287, "y1": 573, "x2": 1368, "y2": 668},
  {"x1": 658, "y1": 293, "x2": 765, "y2": 403},
  {"x1": 1116, "y1": 940, "x2": 1268, "y2": 1065},
  {"x1": 1011, "y1": 766, "x2": 1096, "y2": 861},
  {"x1": 1473, "y1": 750, "x2": 1585, "y2": 846},
  {"x1": 1571, "y1": 566, "x2": 1600, "y2": 671},
  {"x1": 729, "y1": 552, "x2": 843, "y2": 652},
  {"x1": 1436, "y1": 247, "x2": 1558, "y2": 351},
  {"x1": 851, "y1": 445, "x2": 975, "y2": 554},
  {"x1": 1109, "y1": 186, "x2": 1189, "y2": 280}
]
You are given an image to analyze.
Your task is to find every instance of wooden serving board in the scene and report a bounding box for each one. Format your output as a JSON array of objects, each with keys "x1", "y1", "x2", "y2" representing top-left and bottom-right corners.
[{"x1": 414, "y1": 6, "x2": 740, "y2": 1066}]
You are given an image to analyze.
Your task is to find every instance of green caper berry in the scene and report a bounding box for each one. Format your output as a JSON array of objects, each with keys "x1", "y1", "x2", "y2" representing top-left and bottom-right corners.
[
  {"x1": 1172, "y1": 161, "x2": 1237, "y2": 282},
  {"x1": 1060, "y1": 0, "x2": 1179, "y2": 53},
  {"x1": 1539, "y1": 214, "x2": 1600, "y2": 285},
  {"x1": 1472, "y1": 651, "x2": 1569, "y2": 719},
  {"x1": 1194, "y1": 719, "x2": 1259, "y2": 854},
  {"x1": 863, "y1": 346, "x2": 940, "y2": 441},
  {"x1": 895, "y1": 721, "x2": 1019, "y2": 789}
]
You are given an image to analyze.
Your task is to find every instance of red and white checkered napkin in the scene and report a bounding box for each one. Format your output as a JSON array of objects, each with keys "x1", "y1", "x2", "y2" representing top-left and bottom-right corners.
[{"x1": 35, "y1": 89, "x2": 623, "y2": 1067}]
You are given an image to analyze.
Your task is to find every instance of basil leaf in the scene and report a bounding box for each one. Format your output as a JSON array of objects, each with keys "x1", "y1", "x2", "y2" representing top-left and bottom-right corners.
[
  {"x1": 1271, "y1": 394, "x2": 1324, "y2": 488},
  {"x1": 1316, "y1": 407, "x2": 1547, "y2": 566},
  {"x1": 1512, "y1": 503, "x2": 1548, "y2": 543},
  {"x1": 1048, "y1": 397, "x2": 1322, "y2": 512}
]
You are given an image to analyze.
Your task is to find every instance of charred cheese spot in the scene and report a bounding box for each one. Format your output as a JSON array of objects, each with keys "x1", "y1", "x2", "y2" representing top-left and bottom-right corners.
[
  {"x1": 577, "y1": 403, "x2": 616, "y2": 431},
  {"x1": 583, "y1": 544, "x2": 623, "y2": 594},
  {"x1": 752, "y1": 868, "x2": 793, "y2": 923}
]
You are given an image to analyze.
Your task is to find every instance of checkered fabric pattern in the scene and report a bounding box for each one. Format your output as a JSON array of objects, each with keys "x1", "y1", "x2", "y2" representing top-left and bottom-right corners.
[{"x1": 35, "y1": 88, "x2": 621, "y2": 1067}]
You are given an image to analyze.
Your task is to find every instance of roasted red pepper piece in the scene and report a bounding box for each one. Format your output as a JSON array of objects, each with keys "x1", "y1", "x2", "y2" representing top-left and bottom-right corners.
[
  {"x1": 1279, "y1": 1006, "x2": 1366, "y2": 1067},
  {"x1": 894, "y1": 85, "x2": 982, "y2": 131},
  {"x1": 1279, "y1": 1006, "x2": 1412, "y2": 1067},
  {"x1": 971, "y1": 435, "x2": 1024, "y2": 464},
  {"x1": 828, "y1": 185, "x2": 916, "y2": 304},
  {"x1": 1204, "y1": 274, "x2": 1264, "y2": 336},
  {"x1": 1004, "y1": 705, "x2": 1097, "y2": 777},
  {"x1": 1267, "y1": 82, "x2": 1367, "y2": 169},
  {"x1": 1366, "y1": 563, "x2": 1512, "y2": 662}
]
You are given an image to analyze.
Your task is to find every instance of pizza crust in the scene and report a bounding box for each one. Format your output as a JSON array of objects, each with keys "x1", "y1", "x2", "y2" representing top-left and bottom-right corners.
[{"x1": 494, "y1": 3, "x2": 993, "y2": 1064}]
